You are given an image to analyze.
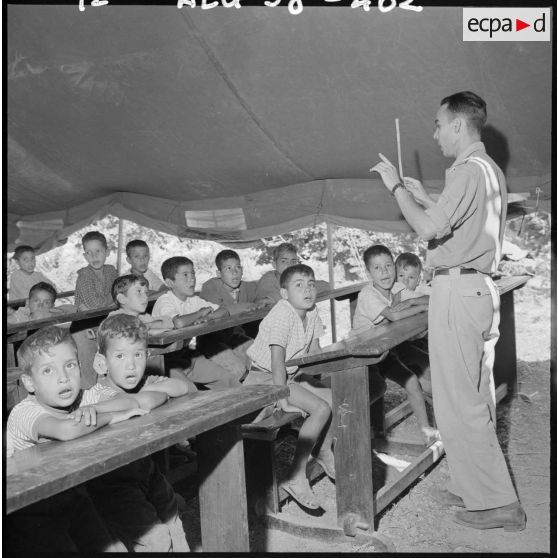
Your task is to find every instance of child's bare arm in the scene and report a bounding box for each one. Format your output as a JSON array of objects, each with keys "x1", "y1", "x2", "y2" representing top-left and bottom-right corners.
[
  {"x1": 205, "y1": 305, "x2": 229, "y2": 320},
  {"x1": 381, "y1": 304, "x2": 428, "y2": 322},
  {"x1": 67, "y1": 394, "x2": 139, "y2": 425},
  {"x1": 407, "y1": 294, "x2": 429, "y2": 305},
  {"x1": 141, "y1": 378, "x2": 190, "y2": 398},
  {"x1": 309, "y1": 339, "x2": 321, "y2": 353},
  {"x1": 35, "y1": 409, "x2": 146, "y2": 441},
  {"x1": 131, "y1": 391, "x2": 170, "y2": 411},
  {"x1": 173, "y1": 308, "x2": 212, "y2": 328},
  {"x1": 146, "y1": 318, "x2": 174, "y2": 330}
]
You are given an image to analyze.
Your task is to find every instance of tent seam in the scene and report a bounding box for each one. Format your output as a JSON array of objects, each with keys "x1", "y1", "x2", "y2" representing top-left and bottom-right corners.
[{"x1": 179, "y1": 10, "x2": 313, "y2": 180}]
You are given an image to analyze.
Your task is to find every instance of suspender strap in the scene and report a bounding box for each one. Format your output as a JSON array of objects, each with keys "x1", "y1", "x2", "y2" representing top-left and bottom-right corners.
[{"x1": 467, "y1": 156, "x2": 503, "y2": 270}]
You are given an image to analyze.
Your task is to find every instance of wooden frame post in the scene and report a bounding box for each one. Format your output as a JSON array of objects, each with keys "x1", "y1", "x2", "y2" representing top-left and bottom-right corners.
[
  {"x1": 327, "y1": 222, "x2": 337, "y2": 343},
  {"x1": 116, "y1": 218, "x2": 125, "y2": 274}
]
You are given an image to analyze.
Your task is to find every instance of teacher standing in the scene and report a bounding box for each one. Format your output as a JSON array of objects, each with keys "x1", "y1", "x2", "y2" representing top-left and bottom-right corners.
[{"x1": 371, "y1": 91, "x2": 525, "y2": 531}]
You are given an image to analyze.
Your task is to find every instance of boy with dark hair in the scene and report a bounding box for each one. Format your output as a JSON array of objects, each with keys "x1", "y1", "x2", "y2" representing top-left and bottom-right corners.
[
  {"x1": 256, "y1": 242, "x2": 330, "y2": 304},
  {"x1": 87, "y1": 314, "x2": 190, "y2": 552},
  {"x1": 395, "y1": 252, "x2": 431, "y2": 301},
  {"x1": 8, "y1": 245, "x2": 56, "y2": 300},
  {"x1": 152, "y1": 256, "x2": 240, "y2": 389},
  {"x1": 8, "y1": 282, "x2": 68, "y2": 323},
  {"x1": 109, "y1": 274, "x2": 174, "y2": 332},
  {"x1": 201, "y1": 249, "x2": 258, "y2": 312},
  {"x1": 352, "y1": 244, "x2": 437, "y2": 445},
  {"x1": 125, "y1": 239, "x2": 165, "y2": 292},
  {"x1": 246, "y1": 263, "x2": 335, "y2": 511},
  {"x1": 200, "y1": 249, "x2": 261, "y2": 379},
  {"x1": 75, "y1": 231, "x2": 118, "y2": 310},
  {"x1": 6, "y1": 325, "x2": 143, "y2": 552}
]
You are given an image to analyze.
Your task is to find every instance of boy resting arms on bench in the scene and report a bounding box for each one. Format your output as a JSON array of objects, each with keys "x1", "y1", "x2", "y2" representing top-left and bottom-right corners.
[{"x1": 246, "y1": 264, "x2": 334, "y2": 511}]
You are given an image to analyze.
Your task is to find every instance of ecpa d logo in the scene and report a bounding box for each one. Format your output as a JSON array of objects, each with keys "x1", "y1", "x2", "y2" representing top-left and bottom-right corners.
[{"x1": 463, "y1": 8, "x2": 550, "y2": 41}]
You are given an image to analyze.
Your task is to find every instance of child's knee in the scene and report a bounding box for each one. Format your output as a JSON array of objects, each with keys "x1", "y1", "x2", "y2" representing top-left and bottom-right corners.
[
  {"x1": 314, "y1": 398, "x2": 332, "y2": 419},
  {"x1": 135, "y1": 523, "x2": 173, "y2": 552}
]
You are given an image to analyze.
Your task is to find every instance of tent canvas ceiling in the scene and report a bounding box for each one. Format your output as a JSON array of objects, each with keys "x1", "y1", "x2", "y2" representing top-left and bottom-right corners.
[{"x1": 7, "y1": 5, "x2": 553, "y2": 250}]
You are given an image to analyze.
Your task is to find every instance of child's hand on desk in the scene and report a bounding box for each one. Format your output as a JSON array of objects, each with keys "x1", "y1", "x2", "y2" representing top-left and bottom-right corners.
[
  {"x1": 391, "y1": 300, "x2": 414, "y2": 312},
  {"x1": 193, "y1": 316, "x2": 208, "y2": 325},
  {"x1": 68, "y1": 405, "x2": 98, "y2": 426},
  {"x1": 109, "y1": 408, "x2": 149, "y2": 425},
  {"x1": 199, "y1": 307, "x2": 213, "y2": 317},
  {"x1": 29, "y1": 308, "x2": 55, "y2": 321}
]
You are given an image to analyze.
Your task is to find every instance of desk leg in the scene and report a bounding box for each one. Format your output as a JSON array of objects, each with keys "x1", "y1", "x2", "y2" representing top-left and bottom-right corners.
[
  {"x1": 494, "y1": 290, "x2": 518, "y2": 395},
  {"x1": 331, "y1": 365, "x2": 375, "y2": 535},
  {"x1": 7, "y1": 344, "x2": 16, "y2": 368},
  {"x1": 198, "y1": 424, "x2": 250, "y2": 552}
]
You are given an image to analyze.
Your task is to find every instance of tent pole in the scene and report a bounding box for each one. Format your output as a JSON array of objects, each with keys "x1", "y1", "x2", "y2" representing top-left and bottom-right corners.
[
  {"x1": 116, "y1": 218, "x2": 126, "y2": 274},
  {"x1": 327, "y1": 222, "x2": 337, "y2": 343}
]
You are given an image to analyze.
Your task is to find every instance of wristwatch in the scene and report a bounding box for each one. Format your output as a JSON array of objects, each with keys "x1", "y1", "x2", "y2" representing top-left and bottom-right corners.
[{"x1": 391, "y1": 182, "x2": 406, "y2": 196}]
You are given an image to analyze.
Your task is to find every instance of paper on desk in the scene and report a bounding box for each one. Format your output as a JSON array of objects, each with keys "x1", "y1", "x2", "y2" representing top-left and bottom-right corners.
[{"x1": 373, "y1": 450, "x2": 410, "y2": 472}]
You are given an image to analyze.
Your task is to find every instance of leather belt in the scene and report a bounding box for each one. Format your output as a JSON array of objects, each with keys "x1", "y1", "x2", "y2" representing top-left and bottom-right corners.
[{"x1": 433, "y1": 267, "x2": 481, "y2": 277}]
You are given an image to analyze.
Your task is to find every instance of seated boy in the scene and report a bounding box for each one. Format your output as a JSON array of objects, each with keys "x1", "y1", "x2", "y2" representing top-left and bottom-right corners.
[
  {"x1": 87, "y1": 314, "x2": 190, "y2": 552},
  {"x1": 8, "y1": 282, "x2": 75, "y2": 323},
  {"x1": 109, "y1": 274, "x2": 174, "y2": 332},
  {"x1": 200, "y1": 249, "x2": 262, "y2": 379},
  {"x1": 126, "y1": 239, "x2": 166, "y2": 293},
  {"x1": 395, "y1": 252, "x2": 430, "y2": 354},
  {"x1": 255, "y1": 242, "x2": 330, "y2": 304},
  {"x1": 6, "y1": 326, "x2": 144, "y2": 553},
  {"x1": 8, "y1": 245, "x2": 56, "y2": 301},
  {"x1": 246, "y1": 264, "x2": 335, "y2": 511},
  {"x1": 152, "y1": 256, "x2": 241, "y2": 389},
  {"x1": 352, "y1": 245, "x2": 437, "y2": 445},
  {"x1": 75, "y1": 231, "x2": 118, "y2": 311},
  {"x1": 395, "y1": 252, "x2": 431, "y2": 302}
]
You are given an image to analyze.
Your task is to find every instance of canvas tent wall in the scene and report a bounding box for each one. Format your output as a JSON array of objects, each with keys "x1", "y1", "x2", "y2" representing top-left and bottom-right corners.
[{"x1": 7, "y1": 5, "x2": 552, "y2": 252}]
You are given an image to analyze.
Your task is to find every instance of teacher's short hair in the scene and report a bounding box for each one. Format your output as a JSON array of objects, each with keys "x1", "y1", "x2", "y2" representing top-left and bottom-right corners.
[{"x1": 441, "y1": 91, "x2": 487, "y2": 133}]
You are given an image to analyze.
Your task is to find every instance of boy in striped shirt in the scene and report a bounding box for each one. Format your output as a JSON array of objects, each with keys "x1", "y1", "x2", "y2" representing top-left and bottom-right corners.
[{"x1": 6, "y1": 326, "x2": 143, "y2": 552}]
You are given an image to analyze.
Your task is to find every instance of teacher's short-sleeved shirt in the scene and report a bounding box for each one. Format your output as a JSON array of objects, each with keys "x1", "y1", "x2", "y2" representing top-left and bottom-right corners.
[{"x1": 424, "y1": 142, "x2": 507, "y2": 273}]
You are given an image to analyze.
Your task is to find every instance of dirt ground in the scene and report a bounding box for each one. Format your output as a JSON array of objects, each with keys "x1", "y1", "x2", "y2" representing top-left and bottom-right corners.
[{"x1": 175, "y1": 282, "x2": 553, "y2": 552}]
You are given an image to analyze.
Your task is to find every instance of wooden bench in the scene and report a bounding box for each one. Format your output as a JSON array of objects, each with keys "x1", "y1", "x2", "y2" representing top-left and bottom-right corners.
[
  {"x1": 241, "y1": 366, "x2": 387, "y2": 515},
  {"x1": 6, "y1": 385, "x2": 287, "y2": 552}
]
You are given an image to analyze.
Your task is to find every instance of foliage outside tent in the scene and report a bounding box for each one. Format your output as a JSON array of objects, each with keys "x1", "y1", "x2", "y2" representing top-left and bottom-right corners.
[{"x1": 7, "y1": 212, "x2": 550, "y2": 342}]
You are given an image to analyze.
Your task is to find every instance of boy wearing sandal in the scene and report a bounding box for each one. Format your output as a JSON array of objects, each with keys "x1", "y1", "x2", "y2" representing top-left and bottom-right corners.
[{"x1": 245, "y1": 264, "x2": 334, "y2": 510}]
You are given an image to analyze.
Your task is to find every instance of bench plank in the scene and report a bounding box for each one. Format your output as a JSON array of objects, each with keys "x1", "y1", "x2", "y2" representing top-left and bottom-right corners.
[{"x1": 6, "y1": 385, "x2": 287, "y2": 514}]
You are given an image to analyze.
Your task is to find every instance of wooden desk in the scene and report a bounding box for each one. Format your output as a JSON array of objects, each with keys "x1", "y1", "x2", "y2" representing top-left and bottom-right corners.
[
  {"x1": 7, "y1": 385, "x2": 287, "y2": 552},
  {"x1": 272, "y1": 275, "x2": 529, "y2": 541},
  {"x1": 147, "y1": 282, "x2": 367, "y2": 347}
]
